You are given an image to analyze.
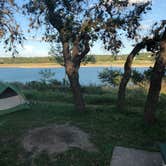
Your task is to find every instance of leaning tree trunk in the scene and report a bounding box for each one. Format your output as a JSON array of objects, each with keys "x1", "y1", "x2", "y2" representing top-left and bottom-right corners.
[
  {"x1": 117, "y1": 42, "x2": 145, "y2": 110},
  {"x1": 144, "y1": 40, "x2": 166, "y2": 125},
  {"x1": 63, "y1": 42, "x2": 85, "y2": 112}
]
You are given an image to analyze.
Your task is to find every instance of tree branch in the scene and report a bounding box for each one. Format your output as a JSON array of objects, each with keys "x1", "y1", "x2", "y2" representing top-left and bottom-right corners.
[
  {"x1": 45, "y1": 0, "x2": 63, "y2": 32},
  {"x1": 79, "y1": 33, "x2": 90, "y2": 60}
]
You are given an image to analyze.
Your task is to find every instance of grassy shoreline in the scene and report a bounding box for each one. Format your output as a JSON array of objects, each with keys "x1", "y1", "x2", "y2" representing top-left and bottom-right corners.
[
  {"x1": 0, "y1": 61, "x2": 154, "y2": 68},
  {"x1": 0, "y1": 86, "x2": 166, "y2": 166}
]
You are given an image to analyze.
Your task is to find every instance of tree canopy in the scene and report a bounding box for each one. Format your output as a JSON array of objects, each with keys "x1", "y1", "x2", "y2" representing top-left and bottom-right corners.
[
  {"x1": 23, "y1": 0, "x2": 152, "y2": 111},
  {"x1": 23, "y1": 0, "x2": 151, "y2": 54},
  {"x1": 0, "y1": 0, "x2": 23, "y2": 55}
]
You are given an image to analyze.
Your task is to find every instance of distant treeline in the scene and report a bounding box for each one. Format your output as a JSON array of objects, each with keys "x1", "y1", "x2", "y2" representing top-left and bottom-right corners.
[
  {"x1": 0, "y1": 53, "x2": 154, "y2": 64},
  {"x1": 0, "y1": 57, "x2": 55, "y2": 64},
  {"x1": 94, "y1": 53, "x2": 154, "y2": 62}
]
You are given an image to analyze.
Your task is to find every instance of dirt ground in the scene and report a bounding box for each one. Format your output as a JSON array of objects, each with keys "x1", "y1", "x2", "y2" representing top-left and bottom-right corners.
[{"x1": 22, "y1": 124, "x2": 97, "y2": 154}]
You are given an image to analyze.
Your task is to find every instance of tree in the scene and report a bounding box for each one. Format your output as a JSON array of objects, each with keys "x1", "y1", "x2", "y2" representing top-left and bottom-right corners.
[
  {"x1": 144, "y1": 24, "x2": 166, "y2": 124},
  {"x1": 98, "y1": 67, "x2": 151, "y2": 88},
  {"x1": 49, "y1": 44, "x2": 96, "y2": 86},
  {"x1": 23, "y1": 0, "x2": 151, "y2": 111},
  {"x1": 91, "y1": 0, "x2": 151, "y2": 110},
  {"x1": 117, "y1": 20, "x2": 166, "y2": 124},
  {"x1": 0, "y1": 0, "x2": 23, "y2": 55},
  {"x1": 117, "y1": 39, "x2": 153, "y2": 110},
  {"x1": 117, "y1": 21, "x2": 166, "y2": 111},
  {"x1": 48, "y1": 45, "x2": 96, "y2": 66},
  {"x1": 24, "y1": 0, "x2": 96, "y2": 111}
]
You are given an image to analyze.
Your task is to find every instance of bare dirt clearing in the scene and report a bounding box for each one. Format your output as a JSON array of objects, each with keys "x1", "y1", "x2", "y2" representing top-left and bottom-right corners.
[{"x1": 22, "y1": 124, "x2": 97, "y2": 154}]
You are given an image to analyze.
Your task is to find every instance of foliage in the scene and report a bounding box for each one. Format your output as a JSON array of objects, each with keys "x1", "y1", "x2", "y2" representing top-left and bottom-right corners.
[
  {"x1": 0, "y1": 0, "x2": 24, "y2": 55},
  {"x1": 81, "y1": 54, "x2": 96, "y2": 65},
  {"x1": 99, "y1": 67, "x2": 166, "y2": 87},
  {"x1": 48, "y1": 45, "x2": 64, "y2": 66},
  {"x1": 89, "y1": 1, "x2": 151, "y2": 53},
  {"x1": 49, "y1": 46, "x2": 96, "y2": 66},
  {"x1": 26, "y1": 81, "x2": 46, "y2": 90},
  {"x1": 132, "y1": 67, "x2": 166, "y2": 86},
  {"x1": 62, "y1": 77, "x2": 70, "y2": 87},
  {"x1": 23, "y1": 0, "x2": 151, "y2": 57},
  {"x1": 53, "y1": 56, "x2": 64, "y2": 66},
  {"x1": 98, "y1": 68, "x2": 122, "y2": 87},
  {"x1": 131, "y1": 69, "x2": 145, "y2": 85},
  {"x1": 25, "y1": 80, "x2": 62, "y2": 90},
  {"x1": 143, "y1": 67, "x2": 153, "y2": 82},
  {"x1": 39, "y1": 69, "x2": 55, "y2": 83},
  {"x1": 24, "y1": 0, "x2": 95, "y2": 63},
  {"x1": 2, "y1": 0, "x2": 153, "y2": 112},
  {"x1": 0, "y1": 86, "x2": 166, "y2": 166}
]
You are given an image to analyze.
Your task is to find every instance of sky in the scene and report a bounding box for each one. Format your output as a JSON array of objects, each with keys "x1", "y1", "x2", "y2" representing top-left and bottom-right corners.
[{"x1": 1, "y1": 0, "x2": 166, "y2": 57}]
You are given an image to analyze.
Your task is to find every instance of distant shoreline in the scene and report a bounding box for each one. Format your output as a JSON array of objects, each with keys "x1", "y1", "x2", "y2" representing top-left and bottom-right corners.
[{"x1": 0, "y1": 62, "x2": 154, "y2": 68}]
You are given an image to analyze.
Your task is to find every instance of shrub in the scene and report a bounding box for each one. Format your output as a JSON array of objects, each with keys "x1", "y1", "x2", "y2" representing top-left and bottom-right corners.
[
  {"x1": 131, "y1": 69, "x2": 145, "y2": 85},
  {"x1": 98, "y1": 67, "x2": 165, "y2": 87},
  {"x1": 98, "y1": 68, "x2": 122, "y2": 87},
  {"x1": 39, "y1": 69, "x2": 56, "y2": 84}
]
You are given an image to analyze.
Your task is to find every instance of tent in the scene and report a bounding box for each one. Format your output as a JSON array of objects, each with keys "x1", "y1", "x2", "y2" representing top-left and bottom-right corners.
[{"x1": 0, "y1": 83, "x2": 27, "y2": 115}]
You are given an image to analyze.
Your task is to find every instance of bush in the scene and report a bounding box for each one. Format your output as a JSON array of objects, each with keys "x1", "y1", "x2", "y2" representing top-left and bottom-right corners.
[
  {"x1": 131, "y1": 70, "x2": 145, "y2": 85},
  {"x1": 25, "y1": 79, "x2": 62, "y2": 90},
  {"x1": 39, "y1": 69, "x2": 56, "y2": 84},
  {"x1": 26, "y1": 81, "x2": 47, "y2": 90},
  {"x1": 98, "y1": 68, "x2": 122, "y2": 87},
  {"x1": 98, "y1": 67, "x2": 165, "y2": 87},
  {"x1": 143, "y1": 67, "x2": 153, "y2": 81}
]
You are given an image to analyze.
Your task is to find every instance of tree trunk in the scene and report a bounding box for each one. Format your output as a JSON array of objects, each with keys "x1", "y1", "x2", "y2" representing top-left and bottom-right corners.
[
  {"x1": 144, "y1": 40, "x2": 166, "y2": 125},
  {"x1": 63, "y1": 42, "x2": 85, "y2": 112},
  {"x1": 117, "y1": 42, "x2": 145, "y2": 110},
  {"x1": 66, "y1": 65, "x2": 85, "y2": 112}
]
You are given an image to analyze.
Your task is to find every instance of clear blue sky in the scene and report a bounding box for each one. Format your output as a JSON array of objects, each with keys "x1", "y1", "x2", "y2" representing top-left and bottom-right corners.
[{"x1": 1, "y1": 0, "x2": 166, "y2": 57}]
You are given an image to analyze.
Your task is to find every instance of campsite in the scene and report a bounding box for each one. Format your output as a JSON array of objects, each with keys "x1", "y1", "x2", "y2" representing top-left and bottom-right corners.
[
  {"x1": 0, "y1": 82, "x2": 166, "y2": 165},
  {"x1": 0, "y1": 0, "x2": 166, "y2": 166}
]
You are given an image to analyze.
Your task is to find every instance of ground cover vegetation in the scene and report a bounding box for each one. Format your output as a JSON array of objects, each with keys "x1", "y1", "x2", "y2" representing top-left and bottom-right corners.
[
  {"x1": 0, "y1": 79, "x2": 166, "y2": 166},
  {"x1": 1, "y1": 0, "x2": 165, "y2": 125}
]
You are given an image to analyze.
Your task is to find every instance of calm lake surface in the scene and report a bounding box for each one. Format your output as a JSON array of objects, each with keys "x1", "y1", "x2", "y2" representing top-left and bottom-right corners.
[{"x1": 0, "y1": 67, "x2": 148, "y2": 85}]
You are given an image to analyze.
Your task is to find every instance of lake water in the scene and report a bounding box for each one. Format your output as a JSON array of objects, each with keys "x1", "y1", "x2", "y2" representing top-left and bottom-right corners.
[{"x1": 0, "y1": 67, "x2": 148, "y2": 86}]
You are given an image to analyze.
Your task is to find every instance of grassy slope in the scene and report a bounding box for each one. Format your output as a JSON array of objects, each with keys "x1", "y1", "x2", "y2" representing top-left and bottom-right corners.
[{"x1": 0, "y1": 86, "x2": 166, "y2": 166}]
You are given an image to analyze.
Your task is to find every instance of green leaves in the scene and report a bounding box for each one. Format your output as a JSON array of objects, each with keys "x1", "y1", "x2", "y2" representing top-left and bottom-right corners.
[
  {"x1": 0, "y1": 0, "x2": 25, "y2": 55},
  {"x1": 39, "y1": 69, "x2": 56, "y2": 83},
  {"x1": 98, "y1": 68, "x2": 122, "y2": 87}
]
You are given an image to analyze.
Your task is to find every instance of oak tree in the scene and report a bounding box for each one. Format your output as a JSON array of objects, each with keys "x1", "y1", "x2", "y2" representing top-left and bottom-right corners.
[
  {"x1": 117, "y1": 20, "x2": 166, "y2": 124},
  {"x1": 23, "y1": 0, "x2": 151, "y2": 111}
]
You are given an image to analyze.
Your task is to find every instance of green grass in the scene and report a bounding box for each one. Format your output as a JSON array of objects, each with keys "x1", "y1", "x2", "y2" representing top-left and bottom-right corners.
[{"x1": 0, "y1": 86, "x2": 166, "y2": 166}]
